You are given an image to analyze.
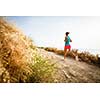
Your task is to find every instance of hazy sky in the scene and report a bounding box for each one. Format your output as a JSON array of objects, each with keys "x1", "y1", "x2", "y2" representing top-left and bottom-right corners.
[{"x1": 7, "y1": 16, "x2": 100, "y2": 50}]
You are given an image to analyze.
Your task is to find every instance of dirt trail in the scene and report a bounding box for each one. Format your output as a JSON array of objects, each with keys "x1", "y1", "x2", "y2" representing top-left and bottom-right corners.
[{"x1": 38, "y1": 48, "x2": 100, "y2": 83}]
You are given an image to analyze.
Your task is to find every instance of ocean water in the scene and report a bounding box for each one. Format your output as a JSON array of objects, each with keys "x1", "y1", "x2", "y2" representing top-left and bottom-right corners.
[
  {"x1": 58, "y1": 47, "x2": 100, "y2": 56},
  {"x1": 77, "y1": 49, "x2": 100, "y2": 56}
]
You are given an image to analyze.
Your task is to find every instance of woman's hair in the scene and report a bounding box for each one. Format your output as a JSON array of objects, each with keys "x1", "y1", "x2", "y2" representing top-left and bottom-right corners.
[{"x1": 65, "y1": 32, "x2": 70, "y2": 35}]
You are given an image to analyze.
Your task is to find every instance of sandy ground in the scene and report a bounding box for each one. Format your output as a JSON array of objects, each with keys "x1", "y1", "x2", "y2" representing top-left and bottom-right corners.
[{"x1": 37, "y1": 48, "x2": 100, "y2": 83}]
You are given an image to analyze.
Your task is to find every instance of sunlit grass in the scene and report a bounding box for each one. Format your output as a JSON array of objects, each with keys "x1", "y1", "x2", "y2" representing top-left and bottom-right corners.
[
  {"x1": 27, "y1": 54, "x2": 56, "y2": 82},
  {"x1": 0, "y1": 18, "x2": 56, "y2": 83}
]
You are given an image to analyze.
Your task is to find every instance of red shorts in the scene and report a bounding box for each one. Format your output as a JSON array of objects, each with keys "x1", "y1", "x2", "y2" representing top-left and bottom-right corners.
[{"x1": 64, "y1": 45, "x2": 71, "y2": 49}]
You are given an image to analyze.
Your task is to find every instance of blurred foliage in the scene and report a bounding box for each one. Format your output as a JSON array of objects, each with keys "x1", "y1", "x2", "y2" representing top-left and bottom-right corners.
[
  {"x1": 27, "y1": 54, "x2": 56, "y2": 82},
  {"x1": 41, "y1": 47, "x2": 99, "y2": 66}
]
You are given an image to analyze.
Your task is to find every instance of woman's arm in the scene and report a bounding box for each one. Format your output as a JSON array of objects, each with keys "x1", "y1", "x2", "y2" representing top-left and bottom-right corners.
[
  {"x1": 70, "y1": 39, "x2": 72, "y2": 42},
  {"x1": 64, "y1": 36, "x2": 67, "y2": 42}
]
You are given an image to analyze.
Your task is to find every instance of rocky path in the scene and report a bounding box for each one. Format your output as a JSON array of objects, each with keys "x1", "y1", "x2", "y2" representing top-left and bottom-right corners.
[{"x1": 37, "y1": 49, "x2": 100, "y2": 83}]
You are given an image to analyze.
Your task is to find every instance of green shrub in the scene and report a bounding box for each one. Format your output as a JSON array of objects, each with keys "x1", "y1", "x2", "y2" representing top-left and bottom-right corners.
[{"x1": 28, "y1": 54, "x2": 56, "y2": 83}]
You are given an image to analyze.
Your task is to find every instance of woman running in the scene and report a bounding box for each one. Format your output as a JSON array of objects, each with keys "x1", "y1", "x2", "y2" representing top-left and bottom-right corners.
[{"x1": 64, "y1": 32, "x2": 72, "y2": 59}]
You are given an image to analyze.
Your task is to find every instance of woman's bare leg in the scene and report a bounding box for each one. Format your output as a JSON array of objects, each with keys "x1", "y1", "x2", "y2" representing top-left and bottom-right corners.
[
  {"x1": 64, "y1": 48, "x2": 71, "y2": 59},
  {"x1": 64, "y1": 48, "x2": 68, "y2": 59}
]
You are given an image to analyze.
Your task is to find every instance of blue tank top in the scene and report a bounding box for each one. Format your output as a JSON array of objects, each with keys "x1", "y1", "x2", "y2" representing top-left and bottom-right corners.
[{"x1": 65, "y1": 36, "x2": 70, "y2": 46}]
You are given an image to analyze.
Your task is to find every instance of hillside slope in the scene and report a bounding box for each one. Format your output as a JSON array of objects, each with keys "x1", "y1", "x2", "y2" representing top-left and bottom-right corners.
[{"x1": 0, "y1": 17, "x2": 100, "y2": 83}]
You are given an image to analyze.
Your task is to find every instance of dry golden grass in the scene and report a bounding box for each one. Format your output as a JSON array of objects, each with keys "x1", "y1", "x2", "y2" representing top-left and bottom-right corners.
[
  {"x1": 0, "y1": 18, "x2": 36, "y2": 82},
  {"x1": 0, "y1": 18, "x2": 56, "y2": 83}
]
